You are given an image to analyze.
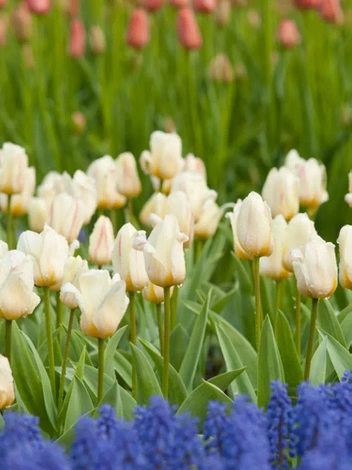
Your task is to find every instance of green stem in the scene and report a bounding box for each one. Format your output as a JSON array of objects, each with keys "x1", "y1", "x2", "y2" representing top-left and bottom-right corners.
[
  {"x1": 110, "y1": 208, "x2": 117, "y2": 235},
  {"x1": 304, "y1": 298, "x2": 319, "y2": 380},
  {"x1": 170, "y1": 286, "x2": 179, "y2": 330},
  {"x1": 98, "y1": 338, "x2": 105, "y2": 402},
  {"x1": 5, "y1": 319, "x2": 12, "y2": 364},
  {"x1": 129, "y1": 292, "x2": 137, "y2": 400},
  {"x1": 296, "y1": 287, "x2": 301, "y2": 358},
  {"x1": 56, "y1": 291, "x2": 63, "y2": 330},
  {"x1": 128, "y1": 199, "x2": 134, "y2": 224},
  {"x1": 58, "y1": 309, "x2": 75, "y2": 409},
  {"x1": 6, "y1": 195, "x2": 12, "y2": 249},
  {"x1": 44, "y1": 287, "x2": 56, "y2": 397},
  {"x1": 163, "y1": 287, "x2": 171, "y2": 398},
  {"x1": 253, "y1": 257, "x2": 262, "y2": 351},
  {"x1": 156, "y1": 303, "x2": 164, "y2": 356},
  {"x1": 274, "y1": 280, "x2": 283, "y2": 337},
  {"x1": 194, "y1": 238, "x2": 203, "y2": 264},
  {"x1": 12, "y1": 217, "x2": 18, "y2": 248}
]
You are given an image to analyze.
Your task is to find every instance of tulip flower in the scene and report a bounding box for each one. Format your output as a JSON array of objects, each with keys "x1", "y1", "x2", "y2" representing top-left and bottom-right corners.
[
  {"x1": 140, "y1": 131, "x2": 183, "y2": 180},
  {"x1": 216, "y1": 0, "x2": 231, "y2": 26},
  {"x1": 262, "y1": 167, "x2": 300, "y2": 221},
  {"x1": 194, "y1": 0, "x2": 216, "y2": 14},
  {"x1": 63, "y1": 171, "x2": 98, "y2": 225},
  {"x1": 37, "y1": 171, "x2": 65, "y2": 201},
  {"x1": 0, "y1": 241, "x2": 8, "y2": 258},
  {"x1": 0, "y1": 167, "x2": 36, "y2": 217},
  {"x1": 139, "y1": 192, "x2": 167, "y2": 226},
  {"x1": 176, "y1": 8, "x2": 202, "y2": 50},
  {"x1": 159, "y1": 191, "x2": 194, "y2": 248},
  {"x1": 12, "y1": 2, "x2": 31, "y2": 43},
  {"x1": 337, "y1": 225, "x2": 352, "y2": 290},
  {"x1": 47, "y1": 193, "x2": 85, "y2": 244},
  {"x1": 27, "y1": 0, "x2": 51, "y2": 15},
  {"x1": 142, "y1": 281, "x2": 173, "y2": 304},
  {"x1": 115, "y1": 152, "x2": 142, "y2": 199},
  {"x1": 194, "y1": 199, "x2": 228, "y2": 240},
  {"x1": 344, "y1": 172, "x2": 352, "y2": 208},
  {"x1": 59, "y1": 255, "x2": 88, "y2": 309},
  {"x1": 145, "y1": 0, "x2": 164, "y2": 12},
  {"x1": 183, "y1": 153, "x2": 206, "y2": 178},
  {"x1": 208, "y1": 54, "x2": 234, "y2": 83},
  {"x1": 277, "y1": 19, "x2": 301, "y2": 49},
  {"x1": 89, "y1": 216, "x2": 114, "y2": 267},
  {"x1": 72, "y1": 111, "x2": 86, "y2": 134},
  {"x1": 28, "y1": 197, "x2": 48, "y2": 233},
  {"x1": 69, "y1": 18, "x2": 85, "y2": 58},
  {"x1": 294, "y1": 0, "x2": 322, "y2": 9},
  {"x1": 318, "y1": 0, "x2": 343, "y2": 24},
  {"x1": 0, "y1": 0, "x2": 7, "y2": 8},
  {"x1": 90, "y1": 25, "x2": 105, "y2": 54},
  {"x1": 169, "y1": 0, "x2": 188, "y2": 8},
  {"x1": 126, "y1": 9, "x2": 150, "y2": 50},
  {"x1": 0, "y1": 142, "x2": 29, "y2": 195},
  {"x1": 0, "y1": 355, "x2": 15, "y2": 410}
]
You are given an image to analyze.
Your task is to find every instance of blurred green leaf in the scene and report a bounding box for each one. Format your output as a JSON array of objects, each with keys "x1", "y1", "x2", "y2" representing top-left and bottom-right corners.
[{"x1": 317, "y1": 299, "x2": 346, "y2": 348}]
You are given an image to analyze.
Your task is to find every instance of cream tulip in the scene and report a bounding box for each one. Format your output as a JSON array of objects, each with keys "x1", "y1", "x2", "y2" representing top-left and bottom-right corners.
[
  {"x1": 115, "y1": 152, "x2": 142, "y2": 199},
  {"x1": 112, "y1": 223, "x2": 148, "y2": 292},
  {"x1": 194, "y1": 199, "x2": 226, "y2": 240},
  {"x1": 0, "y1": 250, "x2": 40, "y2": 320},
  {"x1": 282, "y1": 213, "x2": 317, "y2": 272},
  {"x1": 227, "y1": 192, "x2": 273, "y2": 260},
  {"x1": 59, "y1": 255, "x2": 89, "y2": 309},
  {"x1": 345, "y1": 172, "x2": 352, "y2": 208},
  {"x1": 337, "y1": 225, "x2": 352, "y2": 289},
  {"x1": 262, "y1": 167, "x2": 300, "y2": 221},
  {"x1": 17, "y1": 225, "x2": 69, "y2": 287},
  {"x1": 0, "y1": 143, "x2": 29, "y2": 195},
  {"x1": 0, "y1": 241, "x2": 8, "y2": 258},
  {"x1": 1, "y1": 167, "x2": 36, "y2": 216},
  {"x1": 140, "y1": 131, "x2": 183, "y2": 180},
  {"x1": 47, "y1": 193, "x2": 85, "y2": 244},
  {"x1": 165, "y1": 191, "x2": 194, "y2": 248},
  {"x1": 292, "y1": 237, "x2": 337, "y2": 299},
  {"x1": 139, "y1": 192, "x2": 167, "y2": 226},
  {"x1": 133, "y1": 214, "x2": 188, "y2": 287},
  {"x1": 28, "y1": 197, "x2": 48, "y2": 233},
  {"x1": 63, "y1": 171, "x2": 98, "y2": 225},
  {"x1": 37, "y1": 171, "x2": 65, "y2": 201},
  {"x1": 0, "y1": 355, "x2": 15, "y2": 409},
  {"x1": 142, "y1": 281, "x2": 173, "y2": 304},
  {"x1": 61, "y1": 269, "x2": 129, "y2": 339},
  {"x1": 183, "y1": 153, "x2": 206, "y2": 178},
  {"x1": 260, "y1": 215, "x2": 291, "y2": 280},
  {"x1": 89, "y1": 216, "x2": 114, "y2": 266}
]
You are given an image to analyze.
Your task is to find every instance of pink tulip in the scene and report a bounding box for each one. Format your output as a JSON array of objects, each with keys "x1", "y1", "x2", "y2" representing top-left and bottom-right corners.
[
  {"x1": 169, "y1": 0, "x2": 188, "y2": 9},
  {"x1": 0, "y1": 14, "x2": 7, "y2": 46},
  {"x1": 12, "y1": 2, "x2": 31, "y2": 43},
  {"x1": 145, "y1": 0, "x2": 164, "y2": 12},
  {"x1": 176, "y1": 8, "x2": 202, "y2": 50},
  {"x1": 0, "y1": 0, "x2": 7, "y2": 9},
  {"x1": 194, "y1": 0, "x2": 216, "y2": 13},
  {"x1": 126, "y1": 9, "x2": 150, "y2": 50},
  {"x1": 69, "y1": 18, "x2": 85, "y2": 58},
  {"x1": 68, "y1": 0, "x2": 79, "y2": 17},
  {"x1": 318, "y1": 0, "x2": 343, "y2": 24},
  {"x1": 277, "y1": 19, "x2": 301, "y2": 49},
  {"x1": 27, "y1": 0, "x2": 51, "y2": 15},
  {"x1": 294, "y1": 0, "x2": 321, "y2": 9}
]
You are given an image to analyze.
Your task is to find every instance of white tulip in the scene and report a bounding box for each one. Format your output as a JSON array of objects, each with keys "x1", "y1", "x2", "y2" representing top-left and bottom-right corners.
[
  {"x1": 89, "y1": 216, "x2": 114, "y2": 266},
  {"x1": 1, "y1": 167, "x2": 36, "y2": 216},
  {"x1": 142, "y1": 282, "x2": 173, "y2": 304},
  {"x1": 59, "y1": 256, "x2": 89, "y2": 309},
  {"x1": 47, "y1": 193, "x2": 85, "y2": 244},
  {"x1": 0, "y1": 143, "x2": 29, "y2": 195},
  {"x1": 139, "y1": 193, "x2": 167, "y2": 227},
  {"x1": 0, "y1": 355, "x2": 15, "y2": 409},
  {"x1": 28, "y1": 197, "x2": 48, "y2": 233},
  {"x1": 345, "y1": 172, "x2": 352, "y2": 208},
  {"x1": 260, "y1": 215, "x2": 291, "y2": 280},
  {"x1": 337, "y1": 225, "x2": 352, "y2": 290},
  {"x1": 115, "y1": 152, "x2": 142, "y2": 199},
  {"x1": 63, "y1": 171, "x2": 98, "y2": 225},
  {"x1": 194, "y1": 199, "x2": 225, "y2": 240}
]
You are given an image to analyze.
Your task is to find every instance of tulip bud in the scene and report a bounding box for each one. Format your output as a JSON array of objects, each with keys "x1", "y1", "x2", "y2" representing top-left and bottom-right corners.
[
  {"x1": 133, "y1": 214, "x2": 188, "y2": 287},
  {"x1": 112, "y1": 223, "x2": 149, "y2": 292},
  {"x1": 115, "y1": 152, "x2": 142, "y2": 199},
  {"x1": 72, "y1": 111, "x2": 86, "y2": 134},
  {"x1": 0, "y1": 355, "x2": 15, "y2": 410},
  {"x1": 47, "y1": 193, "x2": 85, "y2": 244},
  {"x1": 282, "y1": 213, "x2": 317, "y2": 272},
  {"x1": 318, "y1": 0, "x2": 343, "y2": 24},
  {"x1": 161, "y1": 191, "x2": 194, "y2": 248},
  {"x1": 37, "y1": 171, "x2": 65, "y2": 201},
  {"x1": 337, "y1": 225, "x2": 352, "y2": 289},
  {"x1": 262, "y1": 167, "x2": 300, "y2": 221},
  {"x1": 0, "y1": 250, "x2": 41, "y2": 319},
  {"x1": 139, "y1": 192, "x2": 167, "y2": 226},
  {"x1": 183, "y1": 153, "x2": 206, "y2": 178},
  {"x1": 62, "y1": 171, "x2": 97, "y2": 225},
  {"x1": 90, "y1": 25, "x2": 106, "y2": 54},
  {"x1": 142, "y1": 281, "x2": 174, "y2": 303},
  {"x1": 145, "y1": 0, "x2": 163, "y2": 12},
  {"x1": 277, "y1": 19, "x2": 301, "y2": 49},
  {"x1": 194, "y1": 0, "x2": 216, "y2": 13},
  {"x1": 176, "y1": 8, "x2": 202, "y2": 50},
  {"x1": 227, "y1": 192, "x2": 273, "y2": 260},
  {"x1": 0, "y1": 143, "x2": 29, "y2": 195},
  {"x1": 126, "y1": 9, "x2": 150, "y2": 50},
  {"x1": 345, "y1": 171, "x2": 352, "y2": 208},
  {"x1": 69, "y1": 18, "x2": 85, "y2": 58},
  {"x1": 27, "y1": 0, "x2": 51, "y2": 15},
  {"x1": 0, "y1": 14, "x2": 8, "y2": 47},
  {"x1": 89, "y1": 216, "x2": 114, "y2": 266},
  {"x1": 208, "y1": 53, "x2": 234, "y2": 83},
  {"x1": 294, "y1": 0, "x2": 322, "y2": 10},
  {"x1": 67, "y1": 0, "x2": 79, "y2": 17},
  {"x1": 59, "y1": 255, "x2": 88, "y2": 308},
  {"x1": 194, "y1": 199, "x2": 227, "y2": 240},
  {"x1": 216, "y1": 0, "x2": 231, "y2": 26},
  {"x1": 169, "y1": 0, "x2": 188, "y2": 8},
  {"x1": 12, "y1": 2, "x2": 32, "y2": 43},
  {"x1": 61, "y1": 270, "x2": 129, "y2": 338},
  {"x1": 28, "y1": 197, "x2": 48, "y2": 233},
  {"x1": 1, "y1": 167, "x2": 35, "y2": 217},
  {"x1": 140, "y1": 131, "x2": 184, "y2": 180},
  {"x1": 292, "y1": 236, "x2": 337, "y2": 298}
]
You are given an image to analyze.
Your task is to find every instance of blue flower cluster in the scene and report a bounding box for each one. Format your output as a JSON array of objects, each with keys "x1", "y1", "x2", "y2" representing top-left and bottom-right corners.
[{"x1": 2, "y1": 373, "x2": 352, "y2": 469}]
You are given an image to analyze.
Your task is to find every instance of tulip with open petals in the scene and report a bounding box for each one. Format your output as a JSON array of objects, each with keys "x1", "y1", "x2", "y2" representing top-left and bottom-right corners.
[
  {"x1": 260, "y1": 215, "x2": 291, "y2": 280},
  {"x1": 89, "y1": 216, "x2": 114, "y2": 267},
  {"x1": 292, "y1": 237, "x2": 337, "y2": 299},
  {"x1": 344, "y1": 172, "x2": 352, "y2": 208},
  {"x1": 17, "y1": 225, "x2": 69, "y2": 287},
  {"x1": 0, "y1": 143, "x2": 29, "y2": 195},
  {"x1": 0, "y1": 355, "x2": 15, "y2": 410},
  {"x1": 0, "y1": 250, "x2": 40, "y2": 320},
  {"x1": 337, "y1": 225, "x2": 352, "y2": 289},
  {"x1": 47, "y1": 193, "x2": 85, "y2": 244},
  {"x1": 59, "y1": 255, "x2": 88, "y2": 309},
  {"x1": 115, "y1": 152, "x2": 142, "y2": 199},
  {"x1": 61, "y1": 270, "x2": 129, "y2": 338}
]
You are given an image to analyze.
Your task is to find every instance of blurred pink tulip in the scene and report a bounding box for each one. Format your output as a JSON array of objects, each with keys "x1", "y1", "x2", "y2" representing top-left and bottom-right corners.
[
  {"x1": 319, "y1": 0, "x2": 343, "y2": 24},
  {"x1": 294, "y1": 0, "x2": 322, "y2": 9},
  {"x1": 0, "y1": 0, "x2": 7, "y2": 9},
  {"x1": 68, "y1": 0, "x2": 79, "y2": 17},
  {"x1": 176, "y1": 8, "x2": 202, "y2": 50},
  {"x1": 145, "y1": 0, "x2": 163, "y2": 12},
  {"x1": 194, "y1": 0, "x2": 216, "y2": 13},
  {"x1": 12, "y1": 2, "x2": 31, "y2": 43},
  {"x1": 69, "y1": 18, "x2": 85, "y2": 58},
  {"x1": 27, "y1": 0, "x2": 51, "y2": 15},
  {"x1": 277, "y1": 19, "x2": 301, "y2": 49},
  {"x1": 169, "y1": 0, "x2": 188, "y2": 9},
  {"x1": 0, "y1": 14, "x2": 7, "y2": 46},
  {"x1": 126, "y1": 9, "x2": 150, "y2": 50}
]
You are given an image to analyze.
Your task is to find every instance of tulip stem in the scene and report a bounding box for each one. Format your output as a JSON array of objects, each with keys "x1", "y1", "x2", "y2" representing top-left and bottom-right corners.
[
  {"x1": 44, "y1": 287, "x2": 56, "y2": 398},
  {"x1": 127, "y1": 199, "x2": 134, "y2": 224},
  {"x1": 163, "y1": 286, "x2": 171, "y2": 398},
  {"x1": 170, "y1": 286, "x2": 179, "y2": 330},
  {"x1": 274, "y1": 280, "x2": 283, "y2": 337},
  {"x1": 98, "y1": 338, "x2": 105, "y2": 403},
  {"x1": 295, "y1": 287, "x2": 301, "y2": 358},
  {"x1": 6, "y1": 194, "x2": 13, "y2": 250},
  {"x1": 58, "y1": 309, "x2": 75, "y2": 409},
  {"x1": 56, "y1": 291, "x2": 63, "y2": 330},
  {"x1": 5, "y1": 319, "x2": 12, "y2": 364},
  {"x1": 129, "y1": 292, "x2": 137, "y2": 400},
  {"x1": 253, "y1": 257, "x2": 262, "y2": 351},
  {"x1": 304, "y1": 298, "x2": 319, "y2": 380},
  {"x1": 156, "y1": 303, "x2": 164, "y2": 356}
]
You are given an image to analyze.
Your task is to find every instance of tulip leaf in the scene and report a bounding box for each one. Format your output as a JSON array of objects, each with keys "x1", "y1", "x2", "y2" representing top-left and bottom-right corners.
[
  {"x1": 340, "y1": 309, "x2": 352, "y2": 347},
  {"x1": 257, "y1": 316, "x2": 285, "y2": 409},
  {"x1": 216, "y1": 324, "x2": 256, "y2": 401},
  {"x1": 338, "y1": 302, "x2": 352, "y2": 324},
  {"x1": 323, "y1": 331, "x2": 352, "y2": 379},
  {"x1": 105, "y1": 325, "x2": 128, "y2": 378},
  {"x1": 139, "y1": 338, "x2": 188, "y2": 406},
  {"x1": 83, "y1": 365, "x2": 115, "y2": 398},
  {"x1": 231, "y1": 252, "x2": 252, "y2": 293},
  {"x1": 95, "y1": 381, "x2": 122, "y2": 417},
  {"x1": 210, "y1": 286, "x2": 238, "y2": 314},
  {"x1": 119, "y1": 384, "x2": 137, "y2": 420},
  {"x1": 310, "y1": 337, "x2": 328, "y2": 385},
  {"x1": 131, "y1": 343, "x2": 162, "y2": 404},
  {"x1": 170, "y1": 323, "x2": 190, "y2": 371},
  {"x1": 113, "y1": 350, "x2": 132, "y2": 388},
  {"x1": 179, "y1": 292, "x2": 210, "y2": 391},
  {"x1": 64, "y1": 377, "x2": 94, "y2": 432},
  {"x1": 317, "y1": 299, "x2": 347, "y2": 348}
]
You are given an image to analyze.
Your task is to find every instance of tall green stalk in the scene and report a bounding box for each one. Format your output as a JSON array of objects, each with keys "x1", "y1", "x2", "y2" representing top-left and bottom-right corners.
[
  {"x1": 5, "y1": 319, "x2": 12, "y2": 364},
  {"x1": 295, "y1": 287, "x2": 301, "y2": 358},
  {"x1": 170, "y1": 286, "x2": 179, "y2": 330},
  {"x1": 252, "y1": 257, "x2": 262, "y2": 351},
  {"x1": 163, "y1": 287, "x2": 171, "y2": 398},
  {"x1": 156, "y1": 303, "x2": 164, "y2": 356},
  {"x1": 58, "y1": 309, "x2": 75, "y2": 409},
  {"x1": 129, "y1": 292, "x2": 137, "y2": 400},
  {"x1": 6, "y1": 195, "x2": 13, "y2": 249},
  {"x1": 274, "y1": 280, "x2": 283, "y2": 337},
  {"x1": 304, "y1": 298, "x2": 319, "y2": 380},
  {"x1": 44, "y1": 287, "x2": 56, "y2": 397},
  {"x1": 97, "y1": 338, "x2": 105, "y2": 402},
  {"x1": 56, "y1": 291, "x2": 63, "y2": 330}
]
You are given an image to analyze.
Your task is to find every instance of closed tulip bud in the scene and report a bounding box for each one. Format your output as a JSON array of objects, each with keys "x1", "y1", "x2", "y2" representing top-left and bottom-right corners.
[
  {"x1": 63, "y1": 171, "x2": 97, "y2": 225},
  {"x1": 27, "y1": 0, "x2": 51, "y2": 15},
  {"x1": 337, "y1": 225, "x2": 352, "y2": 289},
  {"x1": 208, "y1": 53, "x2": 234, "y2": 83},
  {"x1": 87, "y1": 155, "x2": 126, "y2": 210},
  {"x1": 183, "y1": 154, "x2": 206, "y2": 178},
  {"x1": 0, "y1": 143, "x2": 29, "y2": 195},
  {"x1": 28, "y1": 197, "x2": 48, "y2": 232},
  {"x1": 177, "y1": 8, "x2": 202, "y2": 50},
  {"x1": 162, "y1": 191, "x2": 194, "y2": 248},
  {"x1": 216, "y1": 0, "x2": 231, "y2": 25},
  {"x1": 12, "y1": 2, "x2": 31, "y2": 43},
  {"x1": 282, "y1": 213, "x2": 317, "y2": 272},
  {"x1": 17, "y1": 225, "x2": 69, "y2": 287},
  {"x1": 1, "y1": 167, "x2": 36, "y2": 217},
  {"x1": 292, "y1": 237, "x2": 337, "y2": 298},
  {"x1": 262, "y1": 167, "x2": 300, "y2": 221},
  {"x1": 0, "y1": 355, "x2": 15, "y2": 410},
  {"x1": 61, "y1": 270, "x2": 129, "y2": 338},
  {"x1": 47, "y1": 193, "x2": 85, "y2": 244},
  {"x1": 318, "y1": 0, "x2": 343, "y2": 24},
  {"x1": 0, "y1": 14, "x2": 8, "y2": 46},
  {"x1": 194, "y1": 0, "x2": 216, "y2": 13},
  {"x1": 145, "y1": 0, "x2": 163, "y2": 12},
  {"x1": 0, "y1": 250, "x2": 41, "y2": 320},
  {"x1": 89, "y1": 216, "x2": 114, "y2": 266},
  {"x1": 133, "y1": 214, "x2": 188, "y2": 287},
  {"x1": 69, "y1": 18, "x2": 85, "y2": 58},
  {"x1": 260, "y1": 215, "x2": 291, "y2": 280},
  {"x1": 115, "y1": 152, "x2": 142, "y2": 199},
  {"x1": 139, "y1": 192, "x2": 167, "y2": 226},
  {"x1": 126, "y1": 9, "x2": 150, "y2": 50},
  {"x1": 90, "y1": 25, "x2": 106, "y2": 54},
  {"x1": 227, "y1": 192, "x2": 273, "y2": 260},
  {"x1": 194, "y1": 199, "x2": 229, "y2": 240},
  {"x1": 38, "y1": 171, "x2": 65, "y2": 201},
  {"x1": 277, "y1": 19, "x2": 301, "y2": 49},
  {"x1": 112, "y1": 223, "x2": 149, "y2": 292},
  {"x1": 142, "y1": 281, "x2": 174, "y2": 303},
  {"x1": 345, "y1": 171, "x2": 352, "y2": 208},
  {"x1": 59, "y1": 255, "x2": 88, "y2": 308}
]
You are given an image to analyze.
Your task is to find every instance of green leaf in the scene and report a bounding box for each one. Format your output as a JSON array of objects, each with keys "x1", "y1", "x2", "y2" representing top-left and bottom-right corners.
[
  {"x1": 105, "y1": 325, "x2": 128, "y2": 378},
  {"x1": 64, "y1": 377, "x2": 94, "y2": 432},
  {"x1": 74, "y1": 347, "x2": 86, "y2": 381},
  {"x1": 324, "y1": 332, "x2": 352, "y2": 379},
  {"x1": 96, "y1": 381, "x2": 122, "y2": 417},
  {"x1": 317, "y1": 299, "x2": 347, "y2": 348},
  {"x1": 170, "y1": 323, "x2": 189, "y2": 371},
  {"x1": 231, "y1": 253, "x2": 252, "y2": 293},
  {"x1": 257, "y1": 317, "x2": 284, "y2": 408},
  {"x1": 139, "y1": 338, "x2": 187, "y2": 406},
  {"x1": 310, "y1": 337, "x2": 327, "y2": 386},
  {"x1": 211, "y1": 286, "x2": 237, "y2": 314},
  {"x1": 179, "y1": 293, "x2": 210, "y2": 391},
  {"x1": 131, "y1": 343, "x2": 162, "y2": 404},
  {"x1": 216, "y1": 324, "x2": 256, "y2": 401},
  {"x1": 338, "y1": 302, "x2": 352, "y2": 324},
  {"x1": 119, "y1": 385, "x2": 137, "y2": 420},
  {"x1": 340, "y1": 309, "x2": 352, "y2": 347}
]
